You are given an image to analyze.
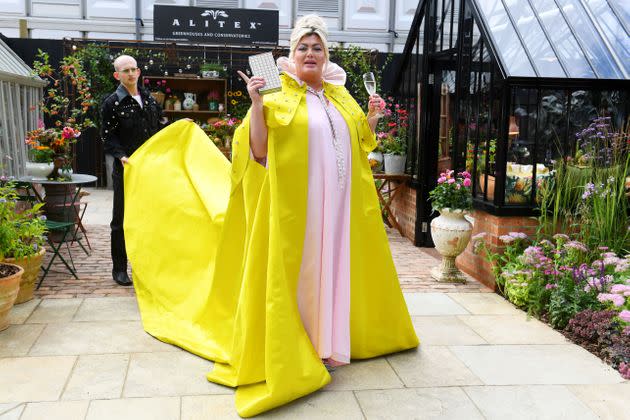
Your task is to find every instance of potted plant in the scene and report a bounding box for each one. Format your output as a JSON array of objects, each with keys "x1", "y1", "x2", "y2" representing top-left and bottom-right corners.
[
  {"x1": 200, "y1": 62, "x2": 224, "y2": 78},
  {"x1": 428, "y1": 169, "x2": 473, "y2": 283},
  {"x1": 201, "y1": 116, "x2": 242, "y2": 152},
  {"x1": 377, "y1": 99, "x2": 409, "y2": 174},
  {"x1": 144, "y1": 78, "x2": 170, "y2": 107},
  {"x1": 26, "y1": 50, "x2": 95, "y2": 181},
  {"x1": 207, "y1": 90, "x2": 220, "y2": 111},
  {"x1": 0, "y1": 181, "x2": 47, "y2": 303}
]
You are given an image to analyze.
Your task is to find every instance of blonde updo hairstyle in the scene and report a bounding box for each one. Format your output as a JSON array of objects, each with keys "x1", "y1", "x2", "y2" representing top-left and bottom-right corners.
[{"x1": 289, "y1": 14, "x2": 330, "y2": 62}]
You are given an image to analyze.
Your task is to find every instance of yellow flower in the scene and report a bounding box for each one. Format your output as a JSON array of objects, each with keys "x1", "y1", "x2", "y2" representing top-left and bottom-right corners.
[
  {"x1": 235, "y1": 91, "x2": 242, "y2": 97},
  {"x1": 227, "y1": 91, "x2": 233, "y2": 97},
  {"x1": 231, "y1": 99, "x2": 237, "y2": 105}
]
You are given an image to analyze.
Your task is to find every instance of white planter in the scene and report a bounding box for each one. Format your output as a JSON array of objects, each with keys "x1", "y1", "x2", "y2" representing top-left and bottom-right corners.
[
  {"x1": 430, "y1": 208, "x2": 473, "y2": 283},
  {"x1": 25, "y1": 161, "x2": 54, "y2": 180},
  {"x1": 367, "y1": 151, "x2": 383, "y2": 172},
  {"x1": 384, "y1": 153, "x2": 406, "y2": 174}
]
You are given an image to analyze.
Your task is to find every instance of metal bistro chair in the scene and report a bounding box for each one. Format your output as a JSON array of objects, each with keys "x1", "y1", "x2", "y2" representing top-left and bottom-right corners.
[{"x1": 15, "y1": 181, "x2": 83, "y2": 286}]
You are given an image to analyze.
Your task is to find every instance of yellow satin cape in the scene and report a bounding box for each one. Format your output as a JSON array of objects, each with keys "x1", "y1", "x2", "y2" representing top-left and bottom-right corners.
[{"x1": 124, "y1": 75, "x2": 419, "y2": 417}]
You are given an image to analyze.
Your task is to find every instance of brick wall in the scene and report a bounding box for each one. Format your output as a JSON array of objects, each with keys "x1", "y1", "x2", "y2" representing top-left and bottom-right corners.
[
  {"x1": 388, "y1": 181, "x2": 417, "y2": 243},
  {"x1": 386, "y1": 182, "x2": 540, "y2": 290},
  {"x1": 457, "y1": 209, "x2": 539, "y2": 290}
]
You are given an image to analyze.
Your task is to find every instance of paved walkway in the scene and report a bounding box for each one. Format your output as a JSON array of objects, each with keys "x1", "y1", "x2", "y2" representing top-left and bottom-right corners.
[{"x1": 0, "y1": 188, "x2": 627, "y2": 419}]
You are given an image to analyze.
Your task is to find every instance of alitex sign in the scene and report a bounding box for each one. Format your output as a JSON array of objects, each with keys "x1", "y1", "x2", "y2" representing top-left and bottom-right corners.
[{"x1": 154, "y1": 6, "x2": 278, "y2": 46}]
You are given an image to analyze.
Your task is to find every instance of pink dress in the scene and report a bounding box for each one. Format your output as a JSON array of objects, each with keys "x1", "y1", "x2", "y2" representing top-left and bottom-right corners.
[{"x1": 295, "y1": 85, "x2": 352, "y2": 366}]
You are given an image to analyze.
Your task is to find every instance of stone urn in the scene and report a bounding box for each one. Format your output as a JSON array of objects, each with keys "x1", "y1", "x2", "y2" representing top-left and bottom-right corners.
[
  {"x1": 430, "y1": 208, "x2": 472, "y2": 283},
  {"x1": 0, "y1": 262, "x2": 24, "y2": 331},
  {"x1": 25, "y1": 161, "x2": 54, "y2": 180}
]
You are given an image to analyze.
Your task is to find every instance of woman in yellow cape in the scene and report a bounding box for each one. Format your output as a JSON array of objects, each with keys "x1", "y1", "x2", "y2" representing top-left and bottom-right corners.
[{"x1": 124, "y1": 15, "x2": 418, "y2": 418}]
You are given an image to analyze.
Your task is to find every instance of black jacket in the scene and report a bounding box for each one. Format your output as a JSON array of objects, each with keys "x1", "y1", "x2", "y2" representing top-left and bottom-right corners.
[{"x1": 101, "y1": 84, "x2": 163, "y2": 160}]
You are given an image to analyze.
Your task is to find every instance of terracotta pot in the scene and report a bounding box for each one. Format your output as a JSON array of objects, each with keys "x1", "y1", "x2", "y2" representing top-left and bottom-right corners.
[
  {"x1": 4, "y1": 248, "x2": 46, "y2": 304},
  {"x1": 430, "y1": 208, "x2": 472, "y2": 283},
  {"x1": 0, "y1": 263, "x2": 24, "y2": 331}
]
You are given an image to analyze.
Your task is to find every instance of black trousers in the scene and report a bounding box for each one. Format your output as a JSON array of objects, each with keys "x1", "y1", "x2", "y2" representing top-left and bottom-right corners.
[{"x1": 111, "y1": 159, "x2": 127, "y2": 272}]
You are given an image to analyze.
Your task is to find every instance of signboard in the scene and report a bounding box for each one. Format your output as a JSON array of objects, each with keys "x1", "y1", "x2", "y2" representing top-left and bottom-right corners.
[{"x1": 153, "y1": 6, "x2": 279, "y2": 46}]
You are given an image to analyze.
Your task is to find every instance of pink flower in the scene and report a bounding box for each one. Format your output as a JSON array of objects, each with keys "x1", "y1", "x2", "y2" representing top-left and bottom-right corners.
[
  {"x1": 463, "y1": 178, "x2": 472, "y2": 187},
  {"x1": 611, "y1": 284, "x2": 630, "y2": 295},
  {"x1": 619, "y1": 310, "x2": 630, "y2": 323},
  {"x1": 447, "y1": 178, "x2": 455, "y2": 184},
  {"x1": 437, "y1": 177, "x2": 447, "y2": 184},
  {"x1": 62, "y1": 126, "x2": 76, "y2": 139},
  {"x1": 143, "y1": 79, "x2": 149, "y2": 84},
  {"x1": 545, "y1": 283, "x2": 558, "y2": 290},
  {"x1": 597, "y1": 293, "x2": 625, "y2": 307}
]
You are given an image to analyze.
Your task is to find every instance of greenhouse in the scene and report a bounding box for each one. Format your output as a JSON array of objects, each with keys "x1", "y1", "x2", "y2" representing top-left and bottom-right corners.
[{"x1": 394, "y1": 0, "x2": 630, "y2": 245}]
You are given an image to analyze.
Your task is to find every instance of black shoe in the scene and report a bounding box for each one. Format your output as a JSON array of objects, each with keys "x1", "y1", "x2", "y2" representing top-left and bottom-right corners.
[{"x1": 112, "y1": 270, "x2": 132, "y2": 286}]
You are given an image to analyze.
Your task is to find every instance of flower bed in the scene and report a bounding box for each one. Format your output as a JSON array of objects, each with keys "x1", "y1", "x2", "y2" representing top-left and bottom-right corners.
[{"x1": 471, "y1": 117, "x2": 629, "y2": 379}]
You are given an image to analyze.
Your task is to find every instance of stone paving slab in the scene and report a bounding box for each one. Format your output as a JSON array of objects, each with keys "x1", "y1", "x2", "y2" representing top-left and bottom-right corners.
[
  {"x1": 355, "y1": 387, "x2": 485, "y2": 420},
  {"x1": 62, "y1": 354, "x2": 129, "y2": 401},
  {"x1": 450, "y1": 344, "x2": 623, "y2": 385},
  {"x1": 567, "y1": 383, "x2": 630, "y2": 420},
  {"x1": 463, "y1": 385, "x2": 599, "y2": 420}
]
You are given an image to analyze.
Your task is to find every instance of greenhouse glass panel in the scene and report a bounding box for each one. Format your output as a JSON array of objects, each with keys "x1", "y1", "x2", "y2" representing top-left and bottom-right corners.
[
  {"x1": 529, "y1": 0, "x2": 596, "y2": 78},
  {"x1": 475, "y1": 0, "x2": 536, "y2": 76},
  {"x1": 583, "y1": 0, "x2": 630, "y2": 72},
  {"x1": 607, "y1": 0, "x2": 630, "y2": 28},
  {"x1": 503, "y1": 0, "x2": 565, "y2": 77},
  {"x1": 556, "y1": 0, "x2": 624, "y2": 78}
]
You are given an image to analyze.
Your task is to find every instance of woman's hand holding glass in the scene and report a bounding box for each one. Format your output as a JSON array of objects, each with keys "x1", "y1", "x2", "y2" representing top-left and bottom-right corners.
[{"x1": 367, "y1": 94, "x2": 385, "y2": 119}]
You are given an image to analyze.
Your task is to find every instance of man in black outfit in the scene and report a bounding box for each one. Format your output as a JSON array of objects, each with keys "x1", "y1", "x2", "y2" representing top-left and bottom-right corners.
[{"x1": 101, "y1": 55, "x2": 163, "y2": 286}]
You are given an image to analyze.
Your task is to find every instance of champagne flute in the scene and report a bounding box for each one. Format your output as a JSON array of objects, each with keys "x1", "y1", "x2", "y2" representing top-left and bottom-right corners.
[{"x1": 363, "y1": 72, "x2": 382, "y2": 117}]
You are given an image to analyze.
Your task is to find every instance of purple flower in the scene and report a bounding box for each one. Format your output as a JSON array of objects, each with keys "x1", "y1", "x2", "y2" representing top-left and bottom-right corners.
[
  {"x1": 499, "y1": 235, "x2": 516, "y2": 244},
  {"x1": 553, "y1": 233, "x2": 569, "y2": 242},
  {"x1": 545, "y1": 283, "x2": 558, "y2": 290},
  {"x1": 619, "y1": 310, "x2": 630, "y2": 323}
]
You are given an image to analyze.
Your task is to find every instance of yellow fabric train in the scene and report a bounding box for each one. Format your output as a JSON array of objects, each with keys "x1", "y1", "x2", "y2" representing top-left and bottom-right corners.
[{"x1": 124, "y1": 75, "x2": 419, "y2": 417}]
